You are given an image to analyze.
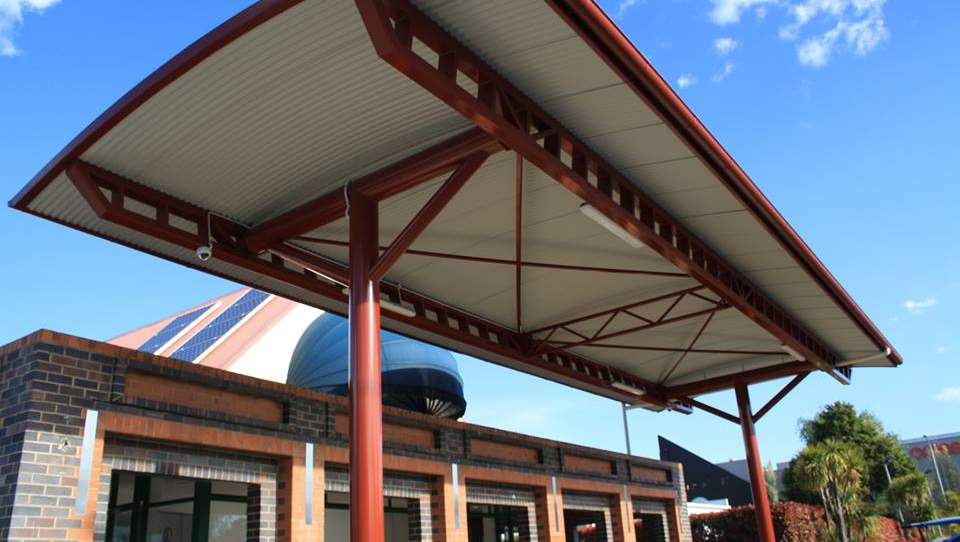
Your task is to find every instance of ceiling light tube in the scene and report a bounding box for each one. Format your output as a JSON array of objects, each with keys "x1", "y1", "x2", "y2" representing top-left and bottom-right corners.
[
  {"x1": 579, "y1": 204, "x2": 645, "y2": 249},
  {"x1": 611, "y1": 381, "x2": 646, "y2": 396},
  {"x1": 780, "y1": 344, "x2": 806, "y2": 362},
  {"x1": 341, "y1": 288, "x2": 417, "y2": 318}
]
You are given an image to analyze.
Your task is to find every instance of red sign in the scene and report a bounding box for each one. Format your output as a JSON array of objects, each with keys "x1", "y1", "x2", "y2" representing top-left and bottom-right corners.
[{"x1": 910, "y1": 441, "x2": 960, "y2": 460}]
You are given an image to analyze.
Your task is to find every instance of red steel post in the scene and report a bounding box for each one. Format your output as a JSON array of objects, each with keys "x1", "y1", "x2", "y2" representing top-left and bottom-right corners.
[
  {"x1": 735, "y1": 383, "x2": 776, "y2": 542},
  {"x1": 348, "y1": 192, "x2": 385, "y2": 542}
]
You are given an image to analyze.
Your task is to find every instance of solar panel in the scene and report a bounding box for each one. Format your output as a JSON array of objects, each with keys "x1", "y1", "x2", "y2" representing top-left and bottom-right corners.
[
  {"x1": 170, "y1": 289, "x2": 270, "y2": 362},
  {"x1": 138, "y1": 304, "x2": 213, "y2": 354}
]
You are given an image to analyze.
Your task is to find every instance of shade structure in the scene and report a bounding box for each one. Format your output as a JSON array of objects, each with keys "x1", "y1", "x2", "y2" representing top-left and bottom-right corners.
[
  {"x1": 10, "y1": 0, "x2": 900, "y2": 409},
  {"x1": 287, "y1": 313, "x2": 467, "y2": 419}
]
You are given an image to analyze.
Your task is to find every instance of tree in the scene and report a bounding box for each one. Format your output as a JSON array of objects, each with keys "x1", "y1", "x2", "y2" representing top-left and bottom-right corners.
[
  {"x1": 783, "y1": 402, "x2": 919, "y2": 503},
  {"x1": 765, "y1": 461, "x2": 780, "y2": 503},
  {"x1": 884, "y1": 472, "x2": 934, "y2": 524},
  {"x1": 793, "y1": 439, "x2": 867, "y2": 542}
]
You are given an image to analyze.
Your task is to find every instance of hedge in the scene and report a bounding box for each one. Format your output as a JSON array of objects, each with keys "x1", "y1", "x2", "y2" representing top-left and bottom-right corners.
[{"x1": 691, "y1": 502, "x2": 920, "y2": 542}]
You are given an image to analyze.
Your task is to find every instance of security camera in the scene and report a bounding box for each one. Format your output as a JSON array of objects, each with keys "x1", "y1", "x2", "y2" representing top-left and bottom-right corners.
[{"x1": 196, "y1": 244, "x2": 213, "y2": 261}]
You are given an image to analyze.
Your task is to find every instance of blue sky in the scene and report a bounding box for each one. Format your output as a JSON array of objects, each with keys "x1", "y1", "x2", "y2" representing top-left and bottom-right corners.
[{"x1": 1, "y1": 0, "x2": 958, "y2": 466}]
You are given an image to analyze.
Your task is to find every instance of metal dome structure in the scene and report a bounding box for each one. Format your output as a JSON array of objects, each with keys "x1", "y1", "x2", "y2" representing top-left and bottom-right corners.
[{"x1": 286, "y1": 313, "x2": 467, "y2": 419}]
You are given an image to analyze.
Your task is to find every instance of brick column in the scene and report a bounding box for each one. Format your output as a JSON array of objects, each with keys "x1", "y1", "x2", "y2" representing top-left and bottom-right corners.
[
  {"x1": 612, "y1": 490, "x2": 634, "y2": 542},
  {"x1": 278, "y1": 448, "x2": 324, "y2": 542},
  {"x1": 434, "y1": 465, "x2": 467, "y2": 542},
  {"x1": 538, "y1": 481, "x2": 565, "y2": 542}
]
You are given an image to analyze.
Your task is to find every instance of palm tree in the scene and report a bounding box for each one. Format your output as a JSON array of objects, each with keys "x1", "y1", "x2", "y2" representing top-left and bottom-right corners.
[{"x1": 795, "y1": 439, "x2": 866, "y2": 542}]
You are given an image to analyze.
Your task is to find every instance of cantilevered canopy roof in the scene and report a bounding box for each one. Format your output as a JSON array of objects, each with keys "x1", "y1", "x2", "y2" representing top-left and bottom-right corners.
[{"x1": 11, "y1": 0, "x2": 900, "y2": 410}]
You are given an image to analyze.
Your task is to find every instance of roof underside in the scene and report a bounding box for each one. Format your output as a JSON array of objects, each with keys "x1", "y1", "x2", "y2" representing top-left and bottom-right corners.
[{"x1": 13, "y1": 0, "x2": 898, "y2": 407}]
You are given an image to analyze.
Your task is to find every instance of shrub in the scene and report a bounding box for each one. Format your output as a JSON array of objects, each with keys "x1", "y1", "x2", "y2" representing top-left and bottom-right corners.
[{"x1": 691, "y1": 502, "x2": 920, "y2": 542}]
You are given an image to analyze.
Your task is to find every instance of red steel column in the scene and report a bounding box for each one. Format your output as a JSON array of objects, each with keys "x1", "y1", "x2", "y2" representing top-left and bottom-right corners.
[
  {"x1": 735, "y1": 383, "x2": 776, "y2": 542},
  {"x1": 349, "y1": 192, "x2": 384, "y2": 542}
]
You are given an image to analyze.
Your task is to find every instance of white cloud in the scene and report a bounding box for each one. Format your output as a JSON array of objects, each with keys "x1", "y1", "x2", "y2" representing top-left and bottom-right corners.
[
  {"x1": 677, "y1": 74, "x2": 697, "y2": 88},
  {"x1": 936, "y1": 387, "x2": 960, "y2": 402},
  {"x1": 616, "y1": 0, "x2": 640, "y2": 18},
  {"x1": 936, "y1": 346, "x2": 953, "y2": 355},
  {"x1": 904, "y1": 297, "x2": 938, "y2": 314},
  {"x1": 714, "y1": 37, "x2": 741, "y2": 55},
  {"x1": 783, "y1": 0, "x2": 889, "y2": 68},
  {"x1": 0, "y1": 0, "x2": 60, "y2": 56},
  {"x1": 711, "y1": 61, "x2": 736, "y2": 82},
  {"x1": 710, "y1": 0, "x2": 779, "y2": 25},
  {"x1": 756, "y1": 6, "x2": 769, "y2": 19}
]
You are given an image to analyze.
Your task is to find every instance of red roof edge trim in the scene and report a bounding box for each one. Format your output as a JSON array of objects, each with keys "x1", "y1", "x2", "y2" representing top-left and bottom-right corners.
[
  {"x1": 546, "y1": 0, "x2": 900, "y2": 365},
  {"x1": 8, "y1": 0, "x2": 309, "y2": 210}
]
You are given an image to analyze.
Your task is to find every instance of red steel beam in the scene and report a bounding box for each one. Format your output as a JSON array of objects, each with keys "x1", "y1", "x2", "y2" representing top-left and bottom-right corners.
[
  {"x1": 63, "y1": 159, "x2": 669, "y2": 407},
  {"x1": 666, "y1": 361, "x2": 814, "y2": 399},
  {"x1": 684, "y1": 398, "x2": 740, "y2": 425},
  {"x1": 537, "y1": 305, "x2": 728, "y2": 356},
  {"x1": 515, "y1": 155, "x2": 523, "y2": 332},
  {"x1": 658, "y1": 312, "x2": 716, "y2": 384},
  {"x1": 370, "y1": 151, "x2": 489, "y2": 281},
  {"x1": 297, "y1": 237, "x2": 687, "y2": 277},
  {"x1": 528, "y1": 286, "x2": 705, "y2": 336},
  {"x1": 348, "y1": 192, "x2": 385, "y2": 542},
  {"x1": 543, "y1": 0, "x2": 898, "y2": 367},
  {"x1": 543, "y1": 343, "x2": 782, "y2": 356},
  {"x1": 244, "y1": 128, "x2": 501, "y2": 252},
  {"x1": 736, "y1": 383, "x2": 777, "y2": 542},
  {"x1": 351, "y1": 0, "x2": 846, "y2": 380},
  {"x1": 752, "y1": 373, "x2": 808, "y2": 423}
]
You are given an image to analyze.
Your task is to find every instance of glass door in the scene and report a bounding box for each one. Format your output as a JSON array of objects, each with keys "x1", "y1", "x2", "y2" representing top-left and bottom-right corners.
[{"x1": 106, "y1": 473, "x2": 249, "y2": 542}]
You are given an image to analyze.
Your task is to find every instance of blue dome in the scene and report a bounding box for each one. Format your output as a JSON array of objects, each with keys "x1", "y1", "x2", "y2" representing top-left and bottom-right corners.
[{"x1": 286, "y1": 313, "x2": 466, "y2": 418}]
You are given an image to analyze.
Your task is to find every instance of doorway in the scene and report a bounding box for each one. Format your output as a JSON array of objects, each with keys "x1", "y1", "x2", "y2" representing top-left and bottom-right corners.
[
  {"x1": 467, "y1": 504, "x2": 528, "y2": 542},
  {"x1": 563, "y1": 509, "x2": 608, "y2": 542},
  {"x1": 634, "y1": 512, "x2": 667, "y2": 542},
  {"x1": 105, "y1": 472, "x2": 249, "y2": 542}
]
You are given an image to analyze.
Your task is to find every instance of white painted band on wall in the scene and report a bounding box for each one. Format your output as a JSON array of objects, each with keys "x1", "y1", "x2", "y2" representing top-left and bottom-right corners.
[
  {"x1": 623, "y1": 485, "x2": 631, "y2": 532},
  {"x1": 551, "y1": 476, "x2": 560, "y2": 532},
  {"x1": 452, "y1": 463, "x2": 460, "y2": 529},
  {"x1": 75, "y1": 409, "x2": 99, "y2": 515},
  {"x1": 306, "y1": 443, "x2": 314, "y2": 525}
]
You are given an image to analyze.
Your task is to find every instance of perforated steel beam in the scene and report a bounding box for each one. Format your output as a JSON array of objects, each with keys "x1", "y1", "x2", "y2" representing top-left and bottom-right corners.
[
  {"x1": 63, "y1": 159, "x2": 668, "y2": 407},
  {"x1": 352, "y1": 0, "x2": 847, "y2": 383}
]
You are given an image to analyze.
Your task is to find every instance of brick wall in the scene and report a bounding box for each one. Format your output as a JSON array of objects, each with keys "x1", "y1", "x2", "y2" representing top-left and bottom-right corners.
[{"x1": 0, "y1": 330, "x2": 690, "y2": 542}]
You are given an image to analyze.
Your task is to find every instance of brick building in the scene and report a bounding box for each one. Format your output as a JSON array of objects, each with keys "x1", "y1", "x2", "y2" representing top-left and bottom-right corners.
[{"x1": 0, "y1": 329, "x2": 692, "y2": 542}]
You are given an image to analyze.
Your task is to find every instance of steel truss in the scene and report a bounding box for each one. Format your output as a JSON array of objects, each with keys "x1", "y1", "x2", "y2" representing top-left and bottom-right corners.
[{"x1": 351, "y1": 0, "x2": 849, "y2": 384}]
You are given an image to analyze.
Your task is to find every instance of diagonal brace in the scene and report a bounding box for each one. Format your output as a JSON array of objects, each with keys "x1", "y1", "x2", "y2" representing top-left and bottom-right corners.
[{"x1": 370, "y1": 152, "x2": 488, "y2": 281}]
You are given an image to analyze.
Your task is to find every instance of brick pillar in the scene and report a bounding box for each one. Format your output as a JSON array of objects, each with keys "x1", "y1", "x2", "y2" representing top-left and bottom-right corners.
[
  {"x1": 537, "y1": 482, "x2": 565, "y2": 542},
  {"x1": 434, "y1": 466, "x2": 467, "y2": 542},
  {"x1": 1, "y1": 343, "x2": 112, "y2": 542},
  {"x1": 612, "y1": 490, "x2": 634, "y2": 542},
  {"x1": 278, "y1": 448, "x2": 324, "y2": 542},
  {"x1": 545, "y1": 482, "x2": 565, "y2": 542}
]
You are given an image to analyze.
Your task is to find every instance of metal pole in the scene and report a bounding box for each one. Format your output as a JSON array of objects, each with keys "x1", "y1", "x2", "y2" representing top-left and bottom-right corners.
[
  {"x1": 884, "y1": 462, "x2": 905, "y2": 524},
  {"x1": 349, "y1": 193, "x2": 385, "y2": 542},
  {"x1": 621, "y1": 402, "x2": 632, "y2": 456},
  {"x1": 735, "y1": 383, "x2": 776, "y2": 542},
  {"x1": 924, "y1": 435, "x2": 947, "y2": 499}
]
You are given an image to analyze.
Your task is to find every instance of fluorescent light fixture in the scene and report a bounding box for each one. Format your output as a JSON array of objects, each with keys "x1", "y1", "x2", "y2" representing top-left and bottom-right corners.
[
  {"x1": 579, "y1": 204, "x2": 644, "y2": 249},
  {"x1": 341, "y1": 288, "x2": 417, "y2": 318},
  {"x1": 611, "y1": 381, "x2": 646, "y2": 396},
  {"x1": 780, "y1": 344, "x2": 806, "y2": 362}
]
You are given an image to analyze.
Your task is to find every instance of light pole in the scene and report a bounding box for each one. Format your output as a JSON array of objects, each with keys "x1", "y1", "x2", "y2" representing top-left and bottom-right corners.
[
  {"x1": 622, "y1": 402, "x2": 632, "y2": 456},
  {"x1": 884, "y1": 461, "x2": 905, "y2": 523},
  {"x1": 924, "y1": 435, "x2": 947, "y2": 500}
]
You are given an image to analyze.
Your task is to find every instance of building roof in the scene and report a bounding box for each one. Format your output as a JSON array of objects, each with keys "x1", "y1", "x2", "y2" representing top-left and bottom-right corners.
[{"x1": 10, "y1": 0, "x2": 899, "y2": 409}]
